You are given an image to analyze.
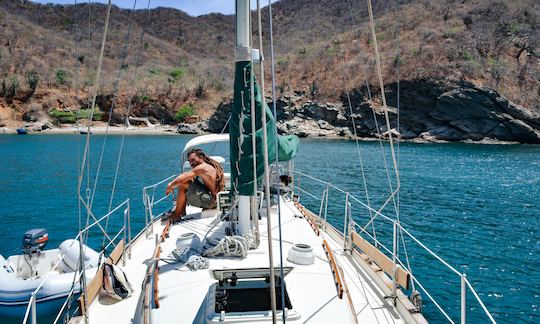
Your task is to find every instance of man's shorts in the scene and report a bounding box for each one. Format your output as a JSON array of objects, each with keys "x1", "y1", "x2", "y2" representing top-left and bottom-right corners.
[{"x1": 186, "y1": 178, "x2": 215, "y2": 209}]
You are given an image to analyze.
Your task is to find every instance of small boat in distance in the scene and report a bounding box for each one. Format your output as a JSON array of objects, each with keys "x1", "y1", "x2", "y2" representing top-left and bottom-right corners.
[
  {"x1": 79, "y1": 130, "x2": 92, "y2": 135},
  {"x1": 16, "y1": 128, "x2": 28, "y2": 135}
]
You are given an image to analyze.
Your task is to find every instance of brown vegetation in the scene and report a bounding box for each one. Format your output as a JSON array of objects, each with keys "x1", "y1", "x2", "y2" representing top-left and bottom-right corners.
[{"x1": 0, "y1": 0, "x2": 537, "y2": 126}]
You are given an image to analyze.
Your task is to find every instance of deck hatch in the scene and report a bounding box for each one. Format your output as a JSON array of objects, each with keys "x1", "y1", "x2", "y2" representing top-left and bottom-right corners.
[
  {"x1": 211, "y1": 267, "x2": 294, "y2": 314},
  {"x1": 214, "y1": 278, "x2": 293, "y2": 313},
  {"x1": 210, "y1": 266, "x2": 293, "y2": 281}
]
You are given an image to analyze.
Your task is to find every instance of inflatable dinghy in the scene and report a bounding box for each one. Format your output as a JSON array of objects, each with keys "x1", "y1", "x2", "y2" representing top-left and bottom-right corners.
[{"x1": 0, "y1": 230, "x2": 99, "y2": 319}]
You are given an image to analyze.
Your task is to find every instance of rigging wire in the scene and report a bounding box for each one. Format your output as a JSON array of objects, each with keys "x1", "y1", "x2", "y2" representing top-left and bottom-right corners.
[
  {"x1": 82, "y1": 0, "x2": 90, "y2": 203},
  {"x1": 364, "y1": 81, "x2": 400, "y2": 222},
  {"x1": 342, "y1": 0, "x2": 378, "y2": 244},
  {"x1": 110, "y1": 0, "x2": 153, "y2": 210},
  {"x1": 78, "y1": 1, "x2": 97, "y2": 317},
  {"x1": 343, "y1": 84, "x2": 378, "y2": 244},
  {"x1": 264, "y1": 0, "x2": 287, "y2": 321},
  {"x1": 77, "y1": 0, "x2": 94, "y2": 250},
  {"x1": 344, "y1": 0, "x2": 416, "y2": 294},
  {"x1": 85, "y1": 0, "x2": 92, "y2": 212},
  {"x1": 364, "y1": 0, "x2": 417, "y2": 294},
  {"x1": 89, "y1": 0, "x2": 140, "y2": 213},
  {"x1": 394, "y1": 0, "x2": 401, "y2": 222},
  {"x1": 365, "y1": 0, "x2": 401, "y2": 217},
  {"x1": 392, "y1": 0, "x2": 416, "y2": 292},
  {"x1": 68, "y1": 1, "x2": 86, "y2": 319},
  {"x1": 249, "y1": 6, "x2": 259, "y2": 240},
  {"x1": 252, "y1": 0, "x2": 278, "y2": 321},
  {"x1": 96, "y1": 0, "x2": 151, "y2": 262},
  {"x1": 75, "y1": 3, "x2": 114, "y2": 311},
  {"x1": 340, "y1": 8, "x2": 403, "y2": 287},
  {"x1": 72, "y1": 0, "x2": 84, "y2": 238},
  {"x1": 77, "y1": 0, "x2": 113, "y2": 222},
  {"x1": 345, "y1": 0, "x2": 399, "y2": 220}
]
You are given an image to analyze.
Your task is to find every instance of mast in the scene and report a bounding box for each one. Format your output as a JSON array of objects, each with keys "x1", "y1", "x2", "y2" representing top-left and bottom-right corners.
[
  {"x1": 232, "y1": 1, "x2": 278, "y2": 320},
  {"x1": 234, "y1": 0, "x2": 252, "y2": 236},
  {"x1": 230, "y1": 3, "x2": 299, "y2": 319}
]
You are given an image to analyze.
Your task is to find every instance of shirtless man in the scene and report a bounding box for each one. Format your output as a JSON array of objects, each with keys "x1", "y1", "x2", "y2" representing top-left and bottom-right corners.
[{"x1": 165, "y1": 148, "x2": 225, "y2": 221}]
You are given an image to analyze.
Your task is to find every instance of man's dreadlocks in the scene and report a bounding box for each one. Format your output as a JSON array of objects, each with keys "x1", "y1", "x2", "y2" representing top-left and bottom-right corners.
[{"x1": 187, "y1": 148, "x2": 225, "y2": 192}]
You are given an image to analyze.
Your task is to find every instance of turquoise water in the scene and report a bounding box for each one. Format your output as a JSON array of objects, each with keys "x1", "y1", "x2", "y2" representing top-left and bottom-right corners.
[{"x1": 0, "y1": 135, "x2": 538, "y2": 323}]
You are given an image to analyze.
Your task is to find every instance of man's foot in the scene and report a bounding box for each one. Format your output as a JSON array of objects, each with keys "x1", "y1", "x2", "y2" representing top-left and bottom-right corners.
[
  {"x1": 170, "y1": 213, "x2": 183, "y2": 223},
  {"x1": 162, "y1": 210, "x2": 184, "y2": 223},
  {"x1": 171, "y1": 216, "x2": 183, "y2": 224},
  {"x1": 162, "y1": 210, "x2": 174, "y2": 221}
]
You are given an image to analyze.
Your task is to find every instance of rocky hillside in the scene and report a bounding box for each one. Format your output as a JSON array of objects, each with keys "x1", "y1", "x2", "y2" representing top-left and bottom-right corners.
[{"x1": 0, "y1": 0, "x2": 538, "y2": 142}]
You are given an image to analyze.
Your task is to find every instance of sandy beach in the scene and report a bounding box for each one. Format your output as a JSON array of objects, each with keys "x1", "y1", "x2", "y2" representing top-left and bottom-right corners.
[
  {"x1": 0, "y1": 124, "x2": 182, "y2": 135},
  {"x1": 0, "y1": 122, "x2": 521, "y2": 144}
]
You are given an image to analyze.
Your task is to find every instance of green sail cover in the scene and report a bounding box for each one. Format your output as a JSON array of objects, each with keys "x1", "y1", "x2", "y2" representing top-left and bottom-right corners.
[{"x1": 230, "y1": 61, "x2": 299, "y2": 196}]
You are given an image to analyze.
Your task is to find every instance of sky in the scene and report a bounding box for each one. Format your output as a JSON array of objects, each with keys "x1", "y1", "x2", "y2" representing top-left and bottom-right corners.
[{"x1": 31, "y1": 0, "x2": 279, "y2": 16}]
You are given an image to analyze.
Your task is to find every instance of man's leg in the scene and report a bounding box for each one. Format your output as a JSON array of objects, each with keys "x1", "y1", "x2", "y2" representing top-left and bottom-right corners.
[{"x1": 172, "y1": 182, "x2": 188, "y2": 220}]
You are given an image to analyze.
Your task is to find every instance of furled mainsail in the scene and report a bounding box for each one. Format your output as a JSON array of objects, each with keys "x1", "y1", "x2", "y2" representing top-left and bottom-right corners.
[{"x1": 230, "y1": 61, "x2": 299, "y2": 196}]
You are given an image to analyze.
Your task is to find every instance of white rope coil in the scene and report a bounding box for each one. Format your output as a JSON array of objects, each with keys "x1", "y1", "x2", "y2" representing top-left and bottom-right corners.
[{"x1": 203, "y1": 235, "x2": 253, "y2": 258}]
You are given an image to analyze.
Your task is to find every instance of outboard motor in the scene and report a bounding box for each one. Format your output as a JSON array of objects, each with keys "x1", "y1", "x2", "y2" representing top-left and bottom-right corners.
[{"x1": 22, "y1": 229, "x2": 48, "y2": 255}]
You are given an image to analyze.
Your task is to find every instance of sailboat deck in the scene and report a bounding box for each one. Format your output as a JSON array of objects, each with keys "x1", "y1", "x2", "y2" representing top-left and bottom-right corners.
[{"x1": 88, "y1": 199, "x2": 403, "y2": 323}]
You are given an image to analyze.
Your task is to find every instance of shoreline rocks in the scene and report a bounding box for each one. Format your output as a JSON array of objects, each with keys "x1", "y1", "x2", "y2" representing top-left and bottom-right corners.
[
  {"x1": 2, "y1": 79, "x2": 538, "y2": 144},
  {"x1": 344, "y1": 79, "x2": 540, "y2": 144},
  {"x1": 205, "y1": 79, "x2": 540, "y2": 144}
]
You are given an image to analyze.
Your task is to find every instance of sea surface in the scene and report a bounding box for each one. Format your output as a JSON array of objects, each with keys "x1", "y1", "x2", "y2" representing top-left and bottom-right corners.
[{"x1": 0, "y1": 134, "x2": 538, "y2": 323}]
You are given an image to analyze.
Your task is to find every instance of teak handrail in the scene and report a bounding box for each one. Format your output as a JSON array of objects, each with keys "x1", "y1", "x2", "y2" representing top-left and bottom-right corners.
[
  {"x1": 142, "y1": 235, "x2": 161, "y2": 324},
  {"x1": 338, "y1": 265, "x2": 359, "y2": 324},
  {"x1": 153, "y1": 243, "x2": 161, "y2": 308},
  {"x1": 161, "y1": 220, "x2": 172, "y2": 242},
  {"x1": 351, "y1": 231, "x2": 410, "y2": 290},
  {"x1": 296, "y1": 201, "x2": 410, "y2": 290},
  {"x1": 322, "y1": 240, "x2": 344, "y2": 299},
  {"x1": 144, "y1": 220, "x2": 167, "y2": 308},
  {"x1": 295, "y1": 202, "x2": 320, "y2": 236}
]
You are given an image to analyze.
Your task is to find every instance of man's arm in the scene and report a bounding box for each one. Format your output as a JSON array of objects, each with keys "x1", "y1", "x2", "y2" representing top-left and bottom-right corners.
[{"x1": 165, "y1": 165, "x2": 205, "y2": 195}]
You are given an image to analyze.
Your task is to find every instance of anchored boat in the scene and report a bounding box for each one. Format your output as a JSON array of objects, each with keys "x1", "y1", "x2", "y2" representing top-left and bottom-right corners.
[{"x1": 19, "y1": 1, "x2": 497, "y2": 323}]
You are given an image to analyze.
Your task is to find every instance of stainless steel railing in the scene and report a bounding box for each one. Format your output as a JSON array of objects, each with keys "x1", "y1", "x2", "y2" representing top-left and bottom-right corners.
[
  {"x1": 292, "y1": 170, "x2": 496, "y2": 324},
  {"x1": 142, "y1": 175, "x2": 176, "y2": 238},
  {"x1": 21, "y1": 199, "x2": 132, "y2": 324}
]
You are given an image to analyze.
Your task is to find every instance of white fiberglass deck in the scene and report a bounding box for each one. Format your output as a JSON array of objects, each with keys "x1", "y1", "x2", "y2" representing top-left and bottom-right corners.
[{"x1": 88, "y1": 198, "x2": 403, "y2": 323}]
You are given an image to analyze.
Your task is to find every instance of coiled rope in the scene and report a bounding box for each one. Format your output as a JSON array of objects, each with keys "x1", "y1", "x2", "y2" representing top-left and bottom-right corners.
[{"x1": 202, "y1": 235, "x2": 254, "y2": 258}]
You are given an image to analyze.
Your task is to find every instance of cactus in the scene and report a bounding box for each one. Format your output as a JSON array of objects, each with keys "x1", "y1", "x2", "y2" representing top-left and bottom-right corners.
[
  {"x1": 7, "y1": 77, "x2": 19, "y2": 98},
  {"x1": 195, "y1": 79, "x2": 205, "y2": 98},
  {"x1": 278, "y1": 84, "x2": 285, "y2": 98},
  {"x1": 0, "y1": 79, "x2": 6, "y2": 97},
  {"x1": 56, "y1": 69, "x2": 67, "y2": 85},
  {"x1": 309, "y1": 80, "x2": 318, "y2": 100},
  {"x1": 1, "y1": 77, "x2": 19, "y2": 102},
  {"x1": 26, "y1": 71, "x2": 40, "y2": 93}
]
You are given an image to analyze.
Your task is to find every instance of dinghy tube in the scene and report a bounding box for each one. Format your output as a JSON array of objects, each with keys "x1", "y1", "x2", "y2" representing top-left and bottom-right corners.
[{"x1": 0, "y1": 240, "x2": 99, "y2": 319}]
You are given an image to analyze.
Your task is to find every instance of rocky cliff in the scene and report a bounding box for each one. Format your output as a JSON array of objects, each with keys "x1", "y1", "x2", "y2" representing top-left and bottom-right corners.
[{"x1": 202, "y1": 79, "x2": 540, "y2": 143}]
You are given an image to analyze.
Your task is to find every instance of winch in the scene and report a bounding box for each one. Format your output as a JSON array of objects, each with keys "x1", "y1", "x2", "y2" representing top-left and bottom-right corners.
[{"x1": 22, "y1": 228, "x2": 48, "y2": 254}]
